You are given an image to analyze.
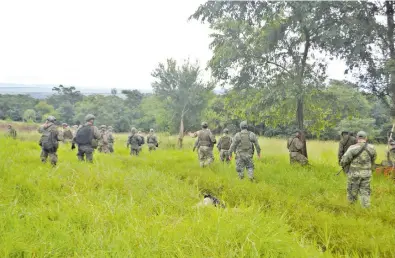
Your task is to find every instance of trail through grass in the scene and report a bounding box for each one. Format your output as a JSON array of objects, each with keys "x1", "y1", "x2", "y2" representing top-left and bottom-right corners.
[{"x1": 0, "y1": 134, "x2": 394, "y2": 257}]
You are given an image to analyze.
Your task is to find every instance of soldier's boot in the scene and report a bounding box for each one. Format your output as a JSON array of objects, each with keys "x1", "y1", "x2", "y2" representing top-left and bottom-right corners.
[
  {"x1": 248, "y1": 168, "x2": 254, "y2": 181},
  {"x1": 237, "y1": 170, "x2": 244, "y2": 179},
  {"x1": 41, "y1": 158, "x2": 47, "y2": 164}
]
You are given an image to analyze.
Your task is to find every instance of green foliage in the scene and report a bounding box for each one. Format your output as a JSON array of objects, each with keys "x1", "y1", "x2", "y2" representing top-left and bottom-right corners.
[{"x1": 22, "y1": 109, "x2": 36, "y2": 122}]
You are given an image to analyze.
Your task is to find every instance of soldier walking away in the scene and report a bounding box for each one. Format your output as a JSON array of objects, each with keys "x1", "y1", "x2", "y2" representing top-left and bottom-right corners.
[
  {"x1": 107, "y1": 126, "x2": 115, "y2": 153},
  {"x1": 61, "y1": 123, "x2": 74, "y2": 143},
  {"x1": 287, "y1": 130, "x2": 308, "y2": 165},
  {"x1": 38, "y1": 116, "x2": 62, "y2": 166},
  {"x1": 98, "y1": 125, "x2": 110, "y2": 153},
  {"x1": 127, "y1": 127, "x2": 144, "y2": 156},
  {"x1": 386, "y1": 139, "x2": 395, "y2": 166},
  {"x1": 73, "y1": 114, "x2": 101, "y2": 162},
  {"x1": 340, "y1": 131, "x2": 376, "y2": 208},
  {"x1": 194, "y1": 122, "x2": 216, "y2": 167},
  {"x1": 229, "y1": 121, "x2": 261, "y2": 181},
  {"x1": 338, "y1": 130, "x2": 357, "y2": 172},
  {"x1": 217, "y1": 128, "x2": 232, "y2": 163},
  {"x1": 147, "y1": 128, "x2": 159, "y2": 151},
  {"x1": 6, "y1": 124, "x2": 17, "y2": 139}
]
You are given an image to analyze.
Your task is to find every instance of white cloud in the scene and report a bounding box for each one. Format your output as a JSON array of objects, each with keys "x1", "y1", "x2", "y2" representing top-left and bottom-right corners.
[{"x1": 0, "y1": 0, "x2": 345, "y2": 89}]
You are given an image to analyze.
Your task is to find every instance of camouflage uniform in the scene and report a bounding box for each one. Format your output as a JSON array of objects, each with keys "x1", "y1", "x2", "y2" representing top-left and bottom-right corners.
[
  {"x1": 147, "y1": 129, "x2": 158, "y2": 151},
  {"x1": 38, "y1": 116, "x2": 62, "y2": 166},
  {"x1": 338, "y1": 131, "x2": 357, "y2": 172},
  {"x1": 6, "y1": 125, "x2": 17, "y2": 139},
  {"x1": 195, "y1": 122, "x2": 216, "y2": 167},
  {"x1": 287, "y1": 131, "x2": 308, "y2": 165},
  {"x1": 340, "y1": 131, "x2": 376, "y2": 208},
  {"x1": 61, "y1": 123, "x2": 74, "y2": 143},
  {"x1": 74, "y1": 114, "x2": 101, "y2": 162},
  {"x1": 217, "y1": 128, "x2": 232, "y2": 163},
  {"x1": 127, "y1": 127, "x2": 143, "y2": 156},
  {"x1": 107, "y1": 126, "x2": 115, "y2": 153},
  {"x1": 229, "y1": 121, "x2": 261, "y2": 180},
  {"x1": 98, "y1": 125, "x2": 110, "y2": 153}
]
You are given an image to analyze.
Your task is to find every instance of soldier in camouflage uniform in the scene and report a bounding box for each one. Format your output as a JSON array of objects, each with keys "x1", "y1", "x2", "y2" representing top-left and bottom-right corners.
[
  {"x1": 338, "y1": 130, "x2": 357, "y2": 172},
  {"x1": 6, "y1": 124, "x2": 17, "y2": 139},
  {"x1": 147, "y1": 128, "x2": 158, "y2": 151},
  {"x1": 38, "y1": 116, "x2": 63, "y2": 166},
  {"x1": 98, "y1": 125, "x2": 110, "y2": 153},
  {"x1": 107, "y1": 126, "x2": 115, "y2": 153},
  {"x1": 287, "y1": 130, "x2": 308, "y2": 165},
  {"x1": 127, "y1": 127, "x2": 144, "y2": 156},
  {"x1": 73, "y1": 114, "x2": 101, "y2": 162},
  {"x1": 229, "y1": 121, "x2": 261, "y2": 181},
  {"x1": 61, "y1": 123, "x2": 74, "y2": 143},
  {"x1": 340, "y1": 131, "x2": 376, "y2": 208},
  {"x1": 217, "y1": 128, "x2": 232, "y2": 163},
  {"x1": 194, "y1": 122, "x2": 216, "y2": 167}
]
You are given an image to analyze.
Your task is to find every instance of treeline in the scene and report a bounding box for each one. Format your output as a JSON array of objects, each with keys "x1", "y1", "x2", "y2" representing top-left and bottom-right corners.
[{"x1": 0, "y1": 78, "x2": 391, "y2": 142}]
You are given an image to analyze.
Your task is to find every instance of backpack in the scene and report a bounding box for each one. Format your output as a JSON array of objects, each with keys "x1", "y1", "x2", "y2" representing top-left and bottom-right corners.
[
  {"x1": 198, "y1": 129, "x2": 212, "y2": 147},
  {"x1": 75, "y1": 125, "x2": 93, "y2": 145},
  {"x1": 63, "y1": 129, "x2": 73, "y2": 139},
  {"x1": 220, "y1": 136, "x2": 231, "y2": 150},
  {"x1": 239, "y1": 131, "x2": 252, "y2": 151},
  {"x1": 41, "y1": 128, "x2": 58, "y2": 151}
]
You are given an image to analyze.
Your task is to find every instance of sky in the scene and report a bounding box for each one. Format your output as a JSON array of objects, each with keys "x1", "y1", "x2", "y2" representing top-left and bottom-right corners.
[{"x1": 0, "y1": 0, "x2": 346, "y2": 90}]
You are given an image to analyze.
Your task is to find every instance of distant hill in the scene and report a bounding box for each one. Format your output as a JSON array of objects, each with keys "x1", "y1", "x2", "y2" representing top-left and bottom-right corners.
[{"x1": 0, "y1": 83, "x2": 225, "y2": 99}]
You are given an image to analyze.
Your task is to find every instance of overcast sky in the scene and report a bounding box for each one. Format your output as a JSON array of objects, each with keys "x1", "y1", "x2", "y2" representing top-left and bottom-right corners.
[{"x1": 0, "y1": 0, "x2": 346, "y2": 90}]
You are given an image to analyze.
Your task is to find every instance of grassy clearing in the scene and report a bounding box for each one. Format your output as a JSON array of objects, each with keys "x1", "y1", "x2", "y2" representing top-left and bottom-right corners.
[{"x1": 0, "y1": 133, "x2": 394, "y2": 257}]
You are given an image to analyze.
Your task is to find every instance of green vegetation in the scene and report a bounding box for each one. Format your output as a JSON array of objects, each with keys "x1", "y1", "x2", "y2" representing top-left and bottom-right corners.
[{"x1": 1, "y1": 133, "x2": 394, "y2": 257}]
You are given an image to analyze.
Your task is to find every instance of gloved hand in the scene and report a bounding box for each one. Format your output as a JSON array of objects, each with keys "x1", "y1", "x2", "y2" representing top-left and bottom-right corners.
[{"x1": 71, "y1": 143, "x2": 76, "y2": 150}]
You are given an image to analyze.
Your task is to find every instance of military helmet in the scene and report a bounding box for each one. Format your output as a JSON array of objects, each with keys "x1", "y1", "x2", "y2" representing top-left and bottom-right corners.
[
  {"x1": 341, "y1": 130, "x2": 348, "y2": 135},
  {"x1": 240, "y1": 121, "x2": 248, "y2": 129},
  {"x1": 47, "y1": 115, "x2": 56, "y2": 122},
  {"x1": 62, "y1": 123, "x2": 67, "y2": 126},
  {"x1": 108, "y1": 126, "x2": 113, "y2": 129},
  {"x1": 201, "y1": 121, "x2": 208, "y2": 128},
  {"x1": 357, "y1": 131, "x2": 367, "y2": 138},
  {"x1": 223, "y1": 128, "x2": 229, "y2": 134},
  {"x1": 85, "y1": 114, "x2": 95, "y2": 122},
  {"x1": 131, "y1": 127, "x2": 137, "y2": 133},
  {"x1": 100, "y1": 125, "x2": 107, "y2": 129},
  {"x1": 150, "y1": 128, "x2": 154, "y2": 133}
]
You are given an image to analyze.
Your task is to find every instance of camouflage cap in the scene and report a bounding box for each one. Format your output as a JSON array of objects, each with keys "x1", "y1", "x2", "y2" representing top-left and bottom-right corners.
[
  {"x1": 357, "y1": 131, "x2": 367, "y2": 138},
  {"x1": 201, "y1": 121, "x2": 208, "y2": 128},
  {"x1": 47, "y1": 115, "x2": 56, "y2": 122},
  {"x1": 223, "y1": 128, "x2": 229, "y2": 134},
  {"x1": 85, "y1": 114, "x2": 95, "y2": 122},
  {"x1": 240, "y1": 121, "x2": 248, "y2": 129}
]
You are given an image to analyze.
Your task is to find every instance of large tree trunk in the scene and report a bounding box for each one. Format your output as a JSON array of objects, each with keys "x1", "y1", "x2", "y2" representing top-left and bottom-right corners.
[
  {"x1": 386, "y1": 1, "x2": 395, "y2": 117},
  {"x1": 178, "y1": 115, "x2": 184, "y2": 148}
]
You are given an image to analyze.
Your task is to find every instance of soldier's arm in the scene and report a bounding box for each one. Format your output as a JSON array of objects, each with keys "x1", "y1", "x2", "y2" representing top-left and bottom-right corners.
[
  {"x1": 338, "y1": 141, "x2": 344, "y2": 162},
  {"x1": 93, "y1": 127, "x2": 101, "y2": 139},
  {"x1": 38, "y1": 125, "x2": 46, "y2": 133},
  {"x1": 250, "y1": 132, "x2": 261, "y2": 155},
  {"x1": 340, "y1": 148, "x2": 354, "y2": 167},
  {"x1": 217, "y1": 137, "x2": 222, "y2": 151},
  {"x1": 56, "y1": 129, "x2": 64, "y2": 142},
  {"x1": 229, "y1": 134, "x2": 240, "y2": 154}
]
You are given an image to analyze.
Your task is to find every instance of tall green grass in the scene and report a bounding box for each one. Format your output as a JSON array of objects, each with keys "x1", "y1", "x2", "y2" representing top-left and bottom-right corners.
[{"x1": 0, "y1": 134, "x2": 394, "y2": 257}]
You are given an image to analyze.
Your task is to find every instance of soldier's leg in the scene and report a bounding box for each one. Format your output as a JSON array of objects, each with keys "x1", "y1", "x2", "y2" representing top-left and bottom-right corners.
[
  {"x1": 246, "y1": 156, "x2": 255, "y2": 180},
  {"x1": 235, "y1": 156, "x2": 245, "y2": 179},
  {"x1": 198, "y1": 147, "x2": 205, "y2": 167},
  {"x1": 220, "y1": 150, "x2": 225, "y2": 162},
  {"x1": 347, "y1": 175, "x2": 360, "y2": 204},
  {"x1": 41, "y1": 148, "x2": 48, "y2": 163},
  {"x1": 77, "y1": 147, "x2": 85, "y2": 161},
  {"x1": 296, "y1": 153, "x2": 308, "y2": 165},
  {"x1": 224, "y1": 151, "x2": 231, "y2": 164},
  {"x1": 109, "y1": 144, "x2": 114, "y2": 153},
  {"x1": 49, "y1": 151, "x2": 58, "y2": 166},
  {"x1": 206, "y1": 147, "x2": 214, "y2": 166},
  {"x1": 359, "y1": 176, "x2": 371, "y2": 208},
  {"x1": 85, "y1": 147, "x2": 94, "y2": 163}
]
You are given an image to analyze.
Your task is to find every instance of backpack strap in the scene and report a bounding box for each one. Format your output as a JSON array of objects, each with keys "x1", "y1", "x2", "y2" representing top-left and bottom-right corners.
[{"x1": 349, "y1": 142, "x2": 369, "y2": 163}]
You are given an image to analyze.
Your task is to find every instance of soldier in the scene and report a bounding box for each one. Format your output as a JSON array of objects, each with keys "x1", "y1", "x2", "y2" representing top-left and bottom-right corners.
[
  {"x1": 71, "y1": 125, "x2": 79, "y2": 138},
  {"x1": 6, "y1": 124, "x2": 17, "y2": 139},
  {"x1": 340, "y1": 131, "x2": 376, "y2": 208},
  {"x1": 147, "y1": 128, "x2": 158, "y2": 151},
  {"x1": 229, "y1": 121, "x2": 261, "y2": 181},
  {"x1": 98, "y1": 125, "x2": 110, "y2": 153},
  {"x1": 217, "y1": 128, "x2": 232, "y2": 163},
  {"x1": 338, "y1": 130, "x2": 357, "y2": 171},
  {"x1": 73, "y1": 114, "x2": 101, "y2": 162},
  {"x1": 287, "y1": 130, "x2": 308, "y2": 165},
  {"x1": 61, "y1": 123, "x2": 74, "y2": 143},
  {"x1": 107, "y1": 126, "x2": 115, "y2": 153},
  {"x1": 127, "y1": 127, "x2": 144, "y2": 156},
  {"x1": 194, "y1": 122, "x2": 216, "y2": 167},
  {"x1": 38, "y1": 116, "x2": 63, "y2": 166}
]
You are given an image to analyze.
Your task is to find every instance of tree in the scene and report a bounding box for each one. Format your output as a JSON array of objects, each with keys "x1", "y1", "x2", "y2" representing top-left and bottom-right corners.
[
  {"x1": 23, "y1": 109, "x2": 36, "y2": 122},
  {"x1": 191, "y1": 1, "x2": 340, "y2": 157},
  {"x1": 49, "y1": 85, "x2": 83, "y2": 107},
  {"x1": 151, "y1": 58, "x2": 214, "y2": 147},
  {"x1": 34, "y1": 101, "x2": 58, "y2": 122}
]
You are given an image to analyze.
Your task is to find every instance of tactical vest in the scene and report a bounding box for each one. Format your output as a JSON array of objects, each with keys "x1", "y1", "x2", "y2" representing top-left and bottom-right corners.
[
  {"x1": 63, "y1": 129, "x2": 73, "y2": 139},
  {"x1": 128, "y1": 134, "x2": 140, "y2": 147},
  {"x1": 198, "y1": 129, "x2": 211, "y2": 147},
  {"x1": 40, "y1": 125, "x2": 58, "y2": 150},
  {"x1": 220, "y1": 136, "x2": 231, "y2": 150},
  {"x1": 147, "y1": 134, "x2": 156, "y2": 144},
  {"x1": 75, "y1": 125, "x2": 93, "y2": 145},
  {"x1": 239, "y1": 131, "x2": 252, "y2": 151}
]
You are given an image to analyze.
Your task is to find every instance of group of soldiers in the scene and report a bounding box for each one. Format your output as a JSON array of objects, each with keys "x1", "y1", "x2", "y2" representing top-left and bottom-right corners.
[{"x1": 5, "y1": 116, "x2": 385, "y2": 208}]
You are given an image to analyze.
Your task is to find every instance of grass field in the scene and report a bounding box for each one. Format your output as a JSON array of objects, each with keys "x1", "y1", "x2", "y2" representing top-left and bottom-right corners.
[{"x1": 0, "y1": 131, "x2": 394, "y2": 257}]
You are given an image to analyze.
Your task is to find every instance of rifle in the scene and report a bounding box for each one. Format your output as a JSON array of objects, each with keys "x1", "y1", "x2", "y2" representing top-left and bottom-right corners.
[{"x1": 335, "y1": 167, "x2": 344, "y2": 176}]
